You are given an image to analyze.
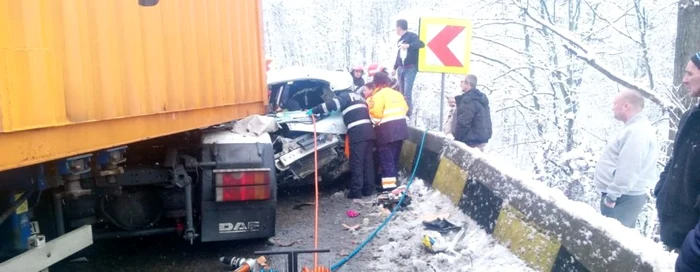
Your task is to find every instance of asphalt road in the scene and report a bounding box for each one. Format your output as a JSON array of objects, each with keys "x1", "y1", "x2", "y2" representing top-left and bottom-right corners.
[{"x1": 51, "y1": 181, "x2": 380, "y2": 272}]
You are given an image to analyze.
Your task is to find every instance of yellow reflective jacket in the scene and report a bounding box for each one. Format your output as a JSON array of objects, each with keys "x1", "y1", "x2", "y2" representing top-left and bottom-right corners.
[{"x1": 367, "y1": 87, "x2": 408, "y2": 125}]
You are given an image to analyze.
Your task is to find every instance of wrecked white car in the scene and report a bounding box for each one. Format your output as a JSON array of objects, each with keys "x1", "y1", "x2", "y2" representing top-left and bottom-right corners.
[{"x1": 265, "y1": 67, "x2": 353, "y2": 186}]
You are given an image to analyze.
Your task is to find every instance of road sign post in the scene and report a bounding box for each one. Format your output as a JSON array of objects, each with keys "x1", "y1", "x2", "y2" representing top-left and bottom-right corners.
[
  {"x1": 440, "y1": 73, "x2": 446, "y2": 131},
  {"x1": 417, "y1": 17, "x2": 472, "y2": 131}
]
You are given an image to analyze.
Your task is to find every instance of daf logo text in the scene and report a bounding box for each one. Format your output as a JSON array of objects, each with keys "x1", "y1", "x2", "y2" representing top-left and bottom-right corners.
[{"x1": 219, "y1": 221, "x2": 260, "y2": 234}]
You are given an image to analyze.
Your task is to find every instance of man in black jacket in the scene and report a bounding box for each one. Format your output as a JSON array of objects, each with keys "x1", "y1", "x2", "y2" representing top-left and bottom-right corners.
[
  {"x1": 676, "y1": 218, "x2": 700, "y2": 271},
  {"x1": 656, "y1": 52, "x2": 700, "y2": 250},
  {"x1": 393, "y1": 19, "x2": 425, "y2": 118},
  {"x1": 453, "y1": 74, "x2": 492, "y2": 151},
  {"x1": 307, "y1": 74, "x2": 376, "y2": 199}
]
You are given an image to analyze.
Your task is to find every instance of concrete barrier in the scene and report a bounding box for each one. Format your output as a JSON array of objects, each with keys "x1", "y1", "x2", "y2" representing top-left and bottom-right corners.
[{"x1": 400, "y1": 126, "x2": 675, "y2": 272}]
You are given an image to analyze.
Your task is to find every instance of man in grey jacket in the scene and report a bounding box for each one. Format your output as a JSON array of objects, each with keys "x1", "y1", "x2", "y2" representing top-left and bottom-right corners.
[{"x1": 593, "y1": 89, "x2": 658, "y2": 228}]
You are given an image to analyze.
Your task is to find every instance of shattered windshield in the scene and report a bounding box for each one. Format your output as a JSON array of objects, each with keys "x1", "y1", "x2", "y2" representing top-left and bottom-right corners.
[{"x1": 268, "y1": 79, "x2": 333, "y2": 113}]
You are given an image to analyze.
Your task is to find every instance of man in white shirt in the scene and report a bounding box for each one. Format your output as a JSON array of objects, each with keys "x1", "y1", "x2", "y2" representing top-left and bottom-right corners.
[{"x1": 593, "y1": 89, "x2": 658, "y2": 228}]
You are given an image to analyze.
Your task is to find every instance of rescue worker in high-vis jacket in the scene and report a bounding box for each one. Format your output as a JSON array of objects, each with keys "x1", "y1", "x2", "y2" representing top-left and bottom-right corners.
[
  {"x1": 307, "y1": 73, "x2": 376, "y2": 199},
  {"x1": 366, "y1": 71, "x2": 409, "y2": 190}
]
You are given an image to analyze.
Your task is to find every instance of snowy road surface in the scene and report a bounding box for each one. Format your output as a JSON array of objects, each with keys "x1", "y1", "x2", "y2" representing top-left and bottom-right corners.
[
  {"x1": 352, "y1": 179, "x2": 533, "y2": 272},
  {"x1": 51, "y1": 178, "x2": 531, "y2": 272}
]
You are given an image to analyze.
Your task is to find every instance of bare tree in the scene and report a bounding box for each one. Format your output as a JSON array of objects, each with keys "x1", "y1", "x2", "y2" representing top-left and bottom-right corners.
[{"x1": 516, "y1": 3, "x2": 677, "y2": 109}]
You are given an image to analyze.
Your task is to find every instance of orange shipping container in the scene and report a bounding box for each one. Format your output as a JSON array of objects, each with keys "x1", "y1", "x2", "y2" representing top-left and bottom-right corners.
[{"x1": 0, "y1": 0, "x2": 267, "y2": 172}]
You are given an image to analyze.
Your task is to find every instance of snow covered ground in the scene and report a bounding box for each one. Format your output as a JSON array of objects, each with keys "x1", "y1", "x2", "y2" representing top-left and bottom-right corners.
[{"x1": 350, "y1": 178, "x2": 534, "y2": 272}]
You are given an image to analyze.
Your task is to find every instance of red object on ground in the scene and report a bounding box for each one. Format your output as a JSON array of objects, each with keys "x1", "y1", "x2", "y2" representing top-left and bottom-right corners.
[
  {"x1": 302, "y1": 267, "x2": 330, "y2": 272},
  {"x1": 347, "y1": 209, "x2": 360, "y2": 218}
]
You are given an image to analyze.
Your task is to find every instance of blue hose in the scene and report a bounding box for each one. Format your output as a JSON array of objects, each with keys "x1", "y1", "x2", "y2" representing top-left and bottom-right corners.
[{"x1": 330, "y1": 128, "x2": 428, "y2": 271}]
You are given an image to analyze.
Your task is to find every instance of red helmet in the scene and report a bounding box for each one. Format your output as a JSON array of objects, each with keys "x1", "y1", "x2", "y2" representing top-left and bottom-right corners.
[{"x1": 367, "y1": 63, "x2": 383, "y2": 77}]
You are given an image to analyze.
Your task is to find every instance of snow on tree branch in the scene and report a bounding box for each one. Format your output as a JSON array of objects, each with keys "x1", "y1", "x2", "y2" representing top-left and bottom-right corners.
[
  {"x1": 473, "y1": 36, "x2": 531, "y2": 56},
  {"x1": 581, "y1": 1, "x2": 638, "y2": 44},
  {"x1": 560, "y1": 43, "x2": 677, "y2": 109},
  {"x1": 514, "y1": 1, "x2": 679, "y2": 111},
  {"x1": 680, "y1": 0, "x2": 700, "y2": 9},
  {"x1": 473, "y1": 20, "x2": 542, "y2": 30}
]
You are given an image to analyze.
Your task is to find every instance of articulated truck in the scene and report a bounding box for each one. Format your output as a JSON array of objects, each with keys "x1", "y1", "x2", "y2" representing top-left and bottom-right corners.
[{"x1": 0, "y1": 0, "x2": 301, "y2": 270}]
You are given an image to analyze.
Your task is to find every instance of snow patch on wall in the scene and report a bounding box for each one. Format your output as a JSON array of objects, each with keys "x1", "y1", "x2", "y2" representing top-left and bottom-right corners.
[{"x1": 478, "y1": 149, "x2": 677, "y2": 270}]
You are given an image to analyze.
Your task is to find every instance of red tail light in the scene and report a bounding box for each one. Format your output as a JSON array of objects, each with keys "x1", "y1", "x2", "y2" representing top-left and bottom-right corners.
[
  {"x1": 213, "y1": 168, "x2": 272, "y2": 202},
  {"x1": 216, "y1": 185, "x2": 271, "y2": 202},
  {"x1": 215, "y1": 170, "x2": 269, "y2": 186}
]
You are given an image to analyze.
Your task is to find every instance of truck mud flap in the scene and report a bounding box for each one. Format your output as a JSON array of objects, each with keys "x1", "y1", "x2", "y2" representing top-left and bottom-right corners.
[
  {"x1": 199, "y1": 131, "x2": 277, "y2": 243},
  {"x1": 200, "y1": 201, "x2": 275, "y2": 242}
]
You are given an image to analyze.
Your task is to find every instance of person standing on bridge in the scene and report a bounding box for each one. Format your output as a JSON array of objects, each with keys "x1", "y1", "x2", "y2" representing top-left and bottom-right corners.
[
  {"x1": 307, "y1": 73, "x2": 376, "y2": 199},
  {"x1": 393, "y1": 19, "x2": 425, "y2": 118},
  {"x1": 593, "y1": 89, "x2": 658, "y2": 229},
  {"x1": 655, "y1": 52, "x2": 700, "y2": 251},
  {"x1": 367, "y1": 71, "x2": 409, "y2": 190},
  {"x1": 453, "y1": 74, "x2": 492, "y2": 151}
]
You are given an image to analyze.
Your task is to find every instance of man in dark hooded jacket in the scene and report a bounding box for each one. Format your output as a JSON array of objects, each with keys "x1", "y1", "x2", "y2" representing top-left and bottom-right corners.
[
  {"x1": 453, "y1": 74, "x2": 492, "y2": 151},
  {"x1": 656, "y1": 52, "x2": 700, "y2": 251}
]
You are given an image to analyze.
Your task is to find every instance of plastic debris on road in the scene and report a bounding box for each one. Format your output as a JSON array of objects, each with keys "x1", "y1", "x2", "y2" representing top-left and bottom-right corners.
[
  {"x1": 357, "y1": 178, "x2": 536, "y2": 272},
  {"x1": 346, "y1": 209, "x2": 360, "y2": 218}
]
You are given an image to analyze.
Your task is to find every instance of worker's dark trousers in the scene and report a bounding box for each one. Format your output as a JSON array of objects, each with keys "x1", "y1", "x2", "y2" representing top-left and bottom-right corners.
[
  {"x1": 349, "y1": 140, "x2": 376, "y2": 193},
  {"x1": 377, "y1": 140, "x2": 403, "y2": 188}
]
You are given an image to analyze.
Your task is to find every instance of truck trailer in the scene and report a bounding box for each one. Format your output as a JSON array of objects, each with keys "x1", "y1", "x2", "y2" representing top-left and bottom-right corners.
[{"x1": 0, "y1": 0, "x2": 279, "y2": 270}]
